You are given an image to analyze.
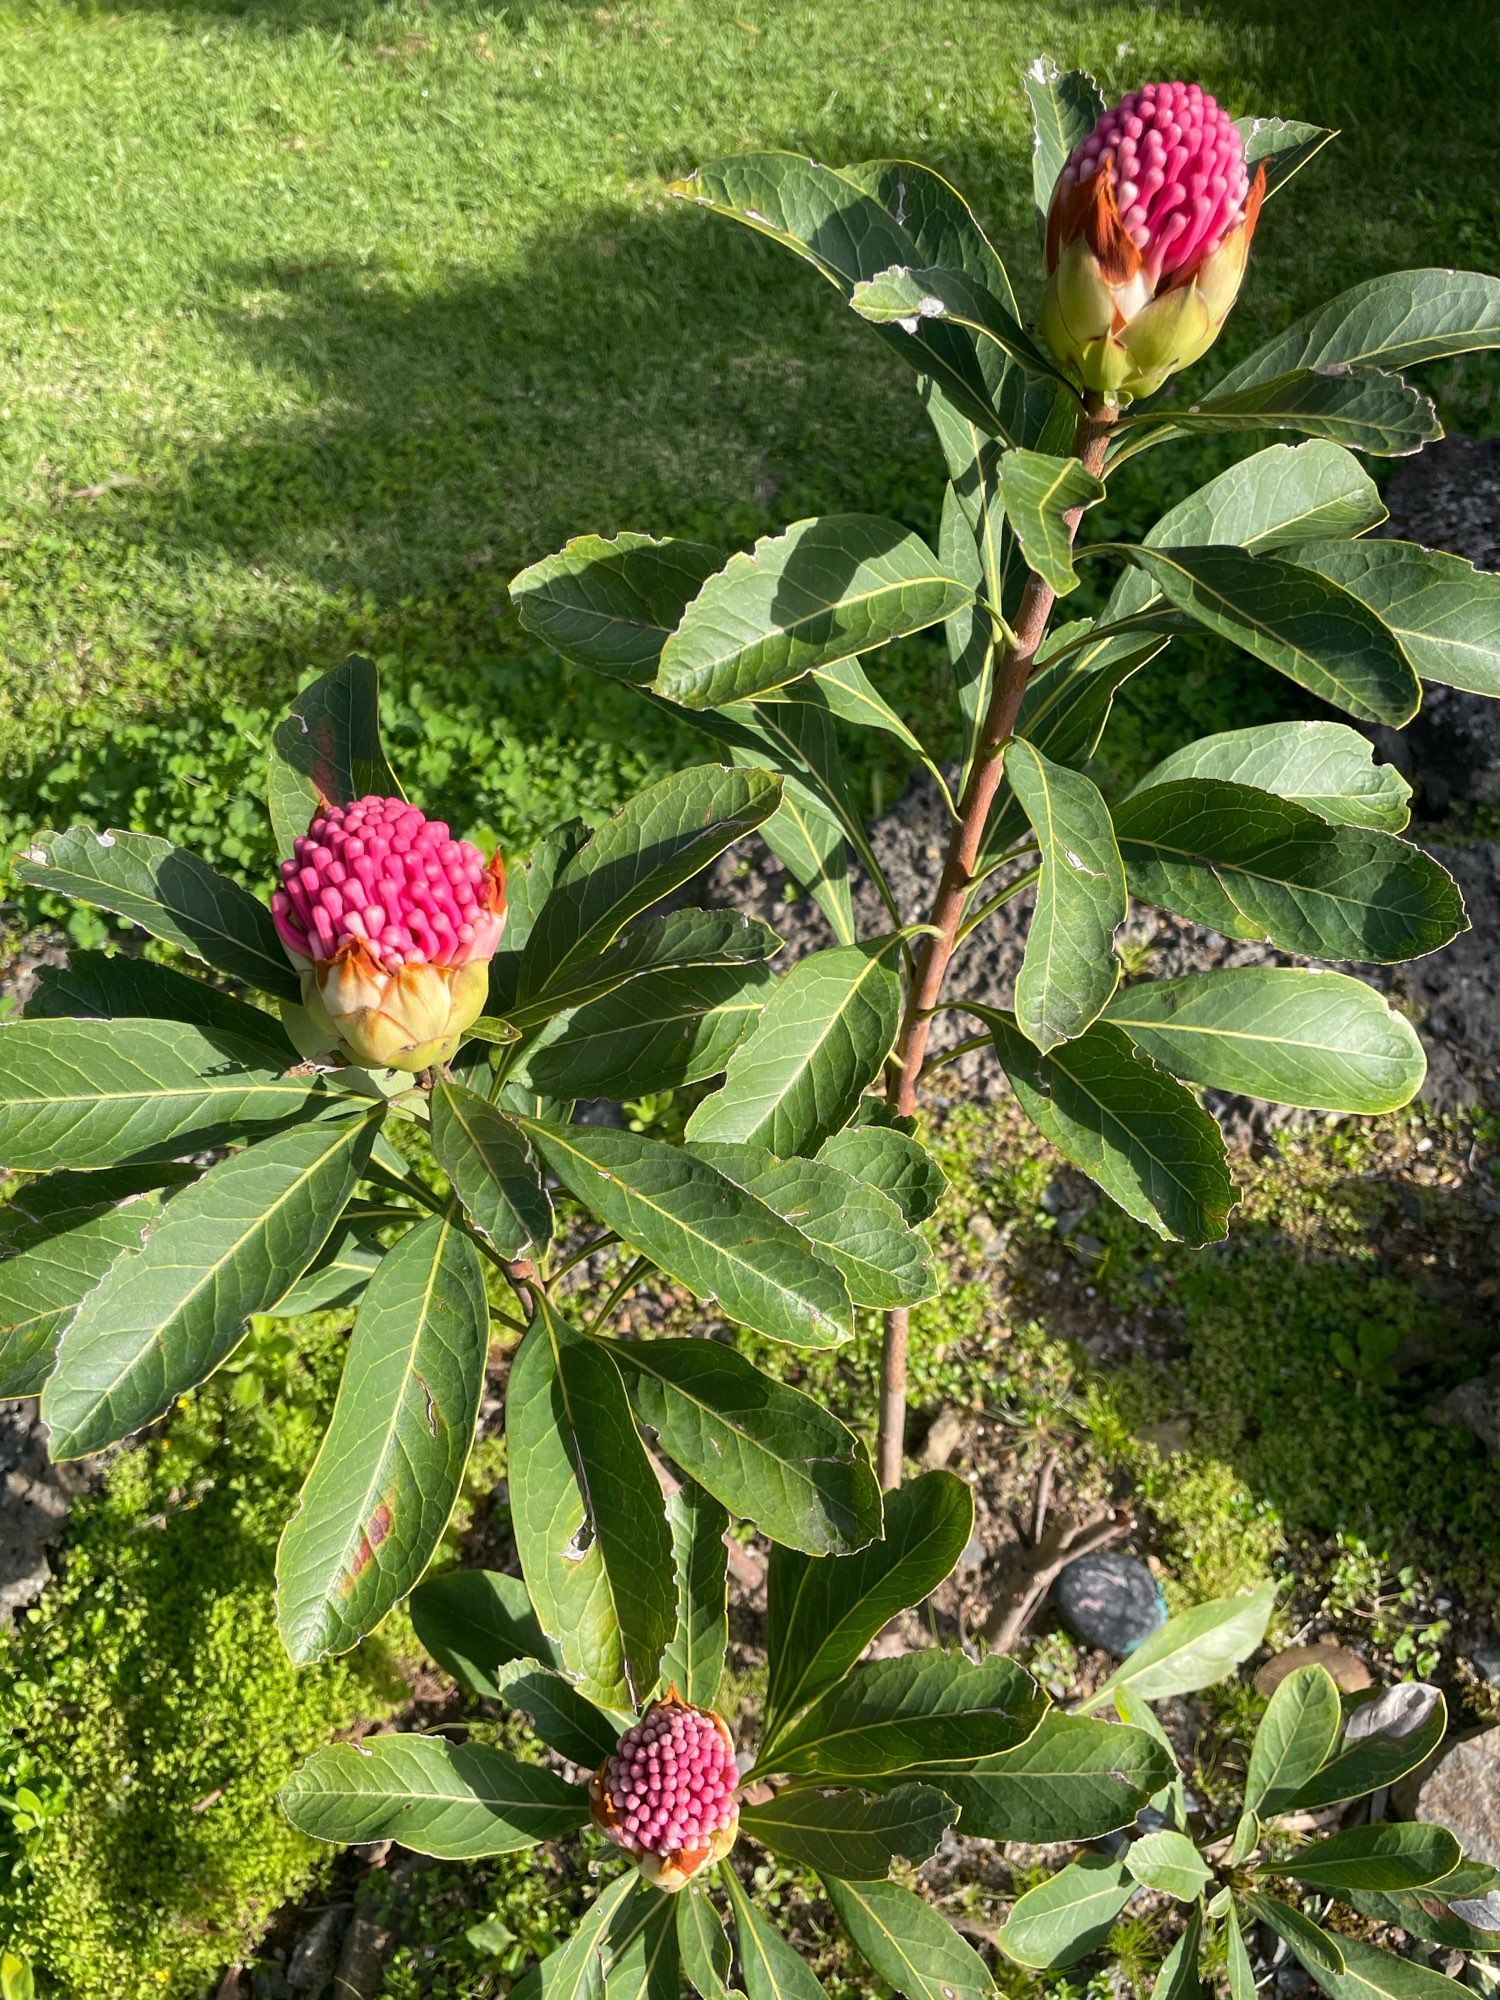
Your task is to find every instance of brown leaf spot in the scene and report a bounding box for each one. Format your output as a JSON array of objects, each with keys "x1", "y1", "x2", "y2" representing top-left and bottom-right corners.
[{"x1": 342, "y1": 1500, "x2": 395, "y2": 1592}]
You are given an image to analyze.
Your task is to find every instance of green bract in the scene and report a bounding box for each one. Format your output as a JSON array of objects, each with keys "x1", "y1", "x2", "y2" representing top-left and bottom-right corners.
[{"x1": 2, "y1": 55, "x2": 1497, "y2": 1996}]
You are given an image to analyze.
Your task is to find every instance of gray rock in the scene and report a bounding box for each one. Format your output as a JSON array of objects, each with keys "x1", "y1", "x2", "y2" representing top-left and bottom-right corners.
[
  {"x1": 956, "y1": 1532, "x2": 987, "y2": 1572},
  {"x1": 1393, "y1": 1725, "x2": 1500, "y2": 1869},
  {"x1": 1429, "y1": 1365, "x2": 1500, "y2": 1456},
  {"x1": 286, "y1": 1906, "x2": 344, "y2": 1996},
  {"x1": 1054, "y1": 1552, "x2": 1166, "y2": 1657},
  {"x1": 920, "y1": 1407, "x2": 966, "y2": 1471},
  {"x1": 1471, "y1": 1645, "x2": 1500, "y2": 1686}
]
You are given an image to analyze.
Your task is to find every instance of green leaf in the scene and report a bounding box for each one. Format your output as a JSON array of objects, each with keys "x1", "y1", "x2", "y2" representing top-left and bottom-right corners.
[
  {"x1": 670, "y1": 152, "x2": 1006, "y2": 436},
  {"x1": 814, "y1": 1125, "x2": 946, "y2": 1228},
  {"x1": 1267, "y1": 1821, "x2": 1463, "y2": 1894},
  {"x1": 1345, "y1": 1874, "x2": 1500, "y2": 1955},
  {"x1": 677, "y1": 1885, "x2": 734, "y2": 2000},
  {"x1": 723, "y1": 1867, "x2": 831, "y2": 2000},
  {"x1": 653, "y1": 516, "x2": 971, "y2": 711},
  {"x1": 767, "y1": 657, "x2": 932, "y2": 772},
  {"x1": 14, "y1": 827, "x2": 299, "y2": 1002},
  {"x1": 512, "y1": 1872, "x2": 637, "y2": 2000},
  {"x1": 1114, "y1": 1685, "x2": 1189, "y2": 1828},
  {"x1": 518, "y1": 766, "x2": 781, "y2": 1004},
  {"x1": 275, "y1": 1210, "x2": 490, "y2": 1662},
  {"x1": 1120, "y1": 545, "x2": 1421, "y2": 726},
  {"x1": 1289, "y1": 538, "x2": 1500, "y2": 698},
  {"x1": 490, "y1": 1660, "x2": 622, "y2": 1769},
  {"x1": 752, "y1": 770, "x2": 857, "y2": 946},
  {"x1": 1130, "y1": 720, "x2": 1411, "y2": 831},
  {"x1": 1101, "y1": 441, "x2": 1388, "y2": 632},
  {"x1": 979, "y1": 1008, "x2": 1235, "y2": 1246},
  {"x1": 409, "y1": 1568, "x2": 559, "y2": 1695},
  {"x1": 509, "y1": 908, "x2": 782, "y2": 1035},
  {"x1": 507, "y1": 1300, "x2": 674, "y2": 1711},
  {"x1": 1244, "y1": 1663, "x2": 1344, "y2": 1819},
  {"x1": 692, "y1": 1142, "x2": 934, "y2": 1311},
  {"x1": 1286, "y1": 1688, "x2": 1447, "y2": 1810},
  {"x1": 26, "y1": 950, "x2": 295, "y2": 1063},
  {"x1": 1006, "y1": 740, "x2": 1125, "y2": 1051},
  {"x1": 1000, "y1": 1853, "x2": 1135, "y2": 1969},
  {"x1": 1242, "y1": 1892, "x2": 1346, "y2": 1980},
  {"x1": 1235, "y1": 116, "x2": 1337, "y2": 199},
  {"x1": 604, "y1": 1882, "x2": 681, "y2": 2000},
  {"x1": 510, "y1": 532, "x2": 725, "y2": 682},
  {"x1": 932, "y1": 1711, "x2": 1174, "y2": 1843},
  {"x1": 659, "y1": 1480, "x2": 729, "y2": 1711},
  {"x1": 264, "y1": 1220, "x2": 384, "y2": 1318},
  {"x1": 43, "y1": 1113, "x2": 377, "y2": 1458},
  {"x1": 822, "y1": 1875, "x2": 997, "y2": 2000},
  {"x1": 849, "y1": 265, "x2": 1070, "y2": 388},
  {"x1": 521, "y1": 962, "x2": 774, "y2": 1102},
  {"x1": 1126, "y1": 1831, "x2": 1212, "y2": 1903},
  {"x1": 765, "y1": 1472, "x2": 974, "y2": 1745},
  {"x1": 1114, "y1": 778, "x2": 1466, "y2": 963},
  {"x1": 1209, "y1": 267, "x2": 1500, "y2": 395},
  {"x1": 993, "y1": 450, "x2": 1105, "y2": 596},
  {"x1": 612, "y1": 1337, "x2": 881, "y2": 1557},
  {"x1": 766, "y1": 1651, "x2": 1044, "y2": 1781},
  {"x1": 1151, "y1": 1906, "x2": 1203, "y2": 2000},
  {"x1": 1103, "y1": 969, "x2": 1426, "y2": 1114},
  {"x1": 0, "y1": 1018, "x2": 324, "y2": 1174},
  {"x1": 1225, "y1": 1905, "x2": 1256, "y2": 2000},
  {"x1": 519, "y1": 1120, "x2": 852, "y2": 1348},
  {"x1": 266, "y1": 656, "x2": 405, "y2": 856},
  {"x1": 744, "y1": 1784, "x2": 950, "y2": 1880},
  {"x1": 1082, "y1": 1583, "x2": 1277, "y2": 1711},
  {"x1": 279, "y1": 1734, "x2": 587, "y2": 1858},
  {"x1": 486, "y1": 820, "x2": 592, "y2": 1017},
  {"x1": 1023, "y1": 59, "x2": 1105, "y2": 232},
  {"x1": 1278, "y1": 1930, "x2": 1471, "y2": 2000},
  {"x1": 0, "y1": 1187, "x2": 168, "y2": 1399},
  {"x1": 429, "y1": 1081, "x2": 552, "y2": 1260},
  {"x1": 687, "y1": 938, "x2": 904, "y2": 1158},
  {"x1": 1125, "y1": 368, "x2": 1439, "y2": 458}
]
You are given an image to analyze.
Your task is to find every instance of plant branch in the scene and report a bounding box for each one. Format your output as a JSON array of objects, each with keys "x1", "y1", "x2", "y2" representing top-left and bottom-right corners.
[{"x1": 875, "y1": 393, "x2": 1118, "y2": 1491}]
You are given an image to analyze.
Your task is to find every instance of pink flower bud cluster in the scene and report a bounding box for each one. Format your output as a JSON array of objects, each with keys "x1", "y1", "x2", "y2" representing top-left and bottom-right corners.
[
  {"x1": 602, "y1": 1701, "x2": 739, "y2": 1858},
  {"x1": 1057, "y1": 82, "x2": 1249, "y2": 287},
  {"x1": 271, "y1": 795, "x2": 505, "y2": 973}
]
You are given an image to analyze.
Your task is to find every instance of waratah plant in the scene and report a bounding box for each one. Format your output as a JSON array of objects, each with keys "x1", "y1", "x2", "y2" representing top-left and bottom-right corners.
[{"x1": 2, "y1": 54, "x2": 1498, "y2": 1994}]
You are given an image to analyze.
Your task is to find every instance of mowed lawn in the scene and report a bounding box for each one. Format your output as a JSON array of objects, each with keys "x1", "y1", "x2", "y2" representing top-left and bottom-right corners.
[{"x1": 0, "y1": 0, "x2": 1495, "y2": 866}]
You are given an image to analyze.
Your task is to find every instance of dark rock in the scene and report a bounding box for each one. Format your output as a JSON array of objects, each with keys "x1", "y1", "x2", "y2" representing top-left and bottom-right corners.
[
  {"x1": 1053, "y1": 1551, "x2": 1166, "y2": 1657},
  {"x1": 286, "y1": 1906, "x2": 344, "y2": 1996},
  {"x1": 1393, "y1": 1724, "x2": 1500, "y2": 1868},
  {"x1": 1429, "y1": 1364, "x2": 1500, "y2": 1456}
]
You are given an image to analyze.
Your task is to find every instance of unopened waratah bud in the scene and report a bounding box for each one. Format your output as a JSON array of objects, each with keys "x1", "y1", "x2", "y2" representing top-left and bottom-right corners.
[
  {"x1": 591, "y1": 1690, "x2": 740, "y2": 1892},
  {"x1": 1041, "y1": 80, "x2": 1265, "y2": 399},
  {"x1": 272, "y1": 795, "x2": 506, "y2": 1073}
]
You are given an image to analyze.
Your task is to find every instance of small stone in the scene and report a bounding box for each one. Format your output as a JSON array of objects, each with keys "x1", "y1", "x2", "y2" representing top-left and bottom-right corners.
[
  {"x1": 966, "y1": 1212, "x2": 1010, "y2": 1258},
  {"x1": 1393, "y1": 1724, "x2": 1500, "y2": 1868},
  {"x1": 1254, "y1": 1643, "x2": 1373, "y2": 1699},
  {"x1": 1054, "y1": 1552, "x2": 1166, "y2": 1658},
  {"x1": 1428, "y1": 1363, "x2": 1500, "y2": 1455},
  {"x1": 1471, "y1": 1645, "x2": 1500, "y2": 1686},
  {"x1": 956, "y1": 1532, "x2": 986, "y2": 1572},
  {"x1": 287, "y1": 1907, "x2": 344, "y2": 1995},
  {"x1": 921, "y1": 1408, "x2": 966, "y2": 1471}
]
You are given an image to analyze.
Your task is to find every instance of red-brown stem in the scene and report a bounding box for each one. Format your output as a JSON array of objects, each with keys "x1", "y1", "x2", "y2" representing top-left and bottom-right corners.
[{"x1": 874, "y1": 394, "x2": 1117, "y2": 1491}]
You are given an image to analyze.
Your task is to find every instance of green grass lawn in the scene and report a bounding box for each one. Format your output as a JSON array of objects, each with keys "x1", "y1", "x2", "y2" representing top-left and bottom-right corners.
[{"x1": 0, "y1": 0, "x2": 1495, "y2": 886}]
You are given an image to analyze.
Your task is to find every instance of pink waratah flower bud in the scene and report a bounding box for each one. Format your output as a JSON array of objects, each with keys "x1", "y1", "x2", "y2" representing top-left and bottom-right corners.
[
  {"x1": 1041, "y1": 80, "x2": 1266, "y2": 399},
  {"x1": 272, "y1": 794, "x2": 506, "y2": 1073},
  {"x1": 590, "y1": 1690, "x2": 740, "y2": 1892}
]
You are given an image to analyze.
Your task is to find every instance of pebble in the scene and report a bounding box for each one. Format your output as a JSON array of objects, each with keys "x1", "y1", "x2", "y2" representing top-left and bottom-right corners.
[
  {"x1": 1054, "y1": 1551, "x2": 1166, "y2": 1657},
  {"x1": 1393, "y1": 1724, "x2": 1500, "y2": 1868},
  {"x1": 1254, "y1": 1643, "x2": 1373, "y2": 1699},
  {"x1": 1471, "y1": 1644, "x2": 1500, "y2": 1686},
  {"x1": 920, "y1": 1408, "x2": 966, "y2": 1470},
  {"x1": 955, "y1": 1532, "x2": 986, "y2": 1572},
  {"x1": 1428, "y1": 1363, "x2": 1500, "y2": 1456}
]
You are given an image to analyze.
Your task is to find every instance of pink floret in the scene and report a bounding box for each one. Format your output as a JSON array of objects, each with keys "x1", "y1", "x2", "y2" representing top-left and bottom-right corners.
[
  {"x1": 602, "y1": 1704, "x2": 739, "y2": 1858},
  {"x1": 1057, "y1": 81, "x2": 1250, "y2": 286},
  {"x1": 271, "y1": 794, "x2": 505, "y2": 972}
]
